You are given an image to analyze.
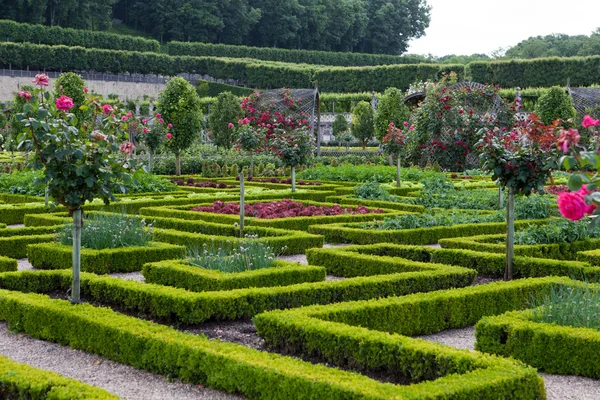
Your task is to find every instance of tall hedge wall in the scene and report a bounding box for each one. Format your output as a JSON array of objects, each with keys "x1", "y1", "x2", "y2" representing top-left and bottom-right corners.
[
  {"x1": 0, "y1": 19, "x2": 160, "y2": 53},
  {"x1": 167, "y1": 41, "x2": 428, "y2": 67}
]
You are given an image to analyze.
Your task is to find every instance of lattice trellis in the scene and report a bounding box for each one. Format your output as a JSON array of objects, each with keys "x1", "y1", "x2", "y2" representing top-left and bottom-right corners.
[{"x1": 567, "y1": 86, "x2": 600, "y2": 116}]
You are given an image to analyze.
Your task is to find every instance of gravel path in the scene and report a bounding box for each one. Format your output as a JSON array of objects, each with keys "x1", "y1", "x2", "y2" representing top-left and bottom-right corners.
[
  {"x1": 0, "y1": 322, "x2": 242, "y2": 400},
  {"x1": 7, "y1": 224, "x2": 25, "y2": 228},
  {"x1": 109, "y1": 272, "x2": 145, "y2": 282},
  {"x1": 17, "y1": 258, "x2": 33, "y2": 271},
  {"x1": 417, "y1": 326, "x2": 600, "y2": 399}
]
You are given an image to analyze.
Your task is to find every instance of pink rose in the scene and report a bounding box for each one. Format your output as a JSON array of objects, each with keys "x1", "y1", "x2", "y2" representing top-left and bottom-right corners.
[
  {"x1": 159, "y1": 118, "x2": 164, "y2": 123},
  {"x1": 102, "y1": 104, "x2": 113, "y2": 114},
  {"x1": 557, "y1": 128, "x2": 580, "y2": 153},
  {"x1": 120, "y1": 141, "x2": 134, "y2": 154},
  {"x1": 582, "y1": 115, "x2": 600, "y2": 129},
  {"x1": 167, "y1": 123, "x2": 173, "y2": 129},
  {"x1": 143, "y1": 128, "x2": 149, "y2": 133},
  {"x1": 409, "y1": 125, "x2": 415, "y2": 131},
  {"x1": 155, "y1": 113, "x2": 161, "y2": 118},
  {"x1": 228, "y1": 123, "x2": 234, "y2": 129},
  {"x1": 83, "y1": 87, "x2": 88, "y2": 93},
  {"x1": 18, "y1": 91, "x2": 31, "y2": 101},
  {"x1": 33, "y1": 73, "x2": 49, "y2": 87},
  {"x1": 403, "y1": 121, "x2": 409, "y2": 127},
  {"x1": 557, "y1": 192, "x2": 587, "y2": 221},
  {"x1": 55, "y1": 95, "x2": 74, "y2": 111},
  {"x1": 166, "y1": 133, "x2": 173, "y2": 140},
  {"x1": 142, "y1": 119, "x2": 147, "y2": 124},
  {"x1": 127, "y1": 112, "x2": 133, "y2": 117},
  {"x1": 121, "y1": 115, "x2": 128, "y2": 122}
]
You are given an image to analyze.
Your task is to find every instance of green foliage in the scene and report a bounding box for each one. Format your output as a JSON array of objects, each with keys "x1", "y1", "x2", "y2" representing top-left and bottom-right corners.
[
  {"x1": 53, "y1": 72, "x2": 86, "y2": 121},
  {"x1": 331, "y1": 114, "x2": 349, "y2": 136},
  {"x1": 208, "y1": 92, "x2": 242, "y2": 149},
  {"x1": 533, "y1": 86, "x2": 577, "y2": 126},
  {"x1": 373, "y1": 88, "x2": 410, "y2": 140},
  {"x1": 188, "y1": 237, "x2": 280, "y2": 273},
  {"x1": 0, "y1": 170, "x2": 45, "y2": 196},
  {"x1": 353, "y1": 181, "x2": 395, "y2": 201},
  {"x1": 0, "y1": 19, "x2": 159, "y2": 52},
  {"x1": 505, "y1": 32, "x2": 600, "y2": 58},
  {"x1": 351, "y1": 101, "x2": 374, "y2": 149},
  {"x1": 530, "y1": 283, "x2": 600, "y2": 330},
  {"x1": 0, "y1": 353, "x2": 118, "y2": 399},
  {"x1": 514, "y1": 219, "x2": 600, "y2": 245},
  {"x1": 126, "y1": 172, "x2": 177, "y2": 193},
  {"x1": 299, "y1": 164, "x2": 442, "y2": 182},
  {"x1": 270, "y1": 126, "x2": 313, "y2": 167},
  {"x1": 143, "y1": 259, "x2": 325, "y2": 292},
  {"x1": 58, "y1": 213, "x2": 153, "y2": 249},
  {"x1": 196, "y1": 79, "x2": 253, "y2": 98},
  {"x1": 370, "y1": 211, "x2": 505, "y2": 230}
]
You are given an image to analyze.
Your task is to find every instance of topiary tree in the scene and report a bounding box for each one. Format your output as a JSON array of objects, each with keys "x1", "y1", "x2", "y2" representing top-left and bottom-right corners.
[
  {"x1": 270, "y1": 126, "x2": 313, "y2": 192},
  {"x1": 208, "y1": 91, "x2": 242, "y2": 149},
  {"x1": 382, "y1": 122, "x2": 409, "y2": 187},
  {"x1": 374, "y1": 88, "x2": 410, "y2": 141},
  {"x1": 534, "y1": 86, "x2": 577, "y2": 127},
  {"x1": 54, "y1": 72, "x2": 87, "y2": 124},
  {"x1": 332, "y1": 114, "x2": 349, "y2": 137},
  {"x1": 158, "y1": 77, "x2": 203, "y2": 176},
  {"x1": 351, "y1": 101, "x2": 374, "y2": 150}
]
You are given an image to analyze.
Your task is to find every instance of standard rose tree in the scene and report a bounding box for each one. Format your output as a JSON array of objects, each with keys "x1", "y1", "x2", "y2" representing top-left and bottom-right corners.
[
  {"x1": 556, "y1": 115, "x2": 600, "y2": 227},
  {"x1": 477, "y1": 114, "x2": 559, "y2": 280},
  {"x1": 270, "y1": 125, "x2": 313, "y2": 193},
  {"x1": 382, "y1": 121, "x2": 412, "y2": 187},
  {"x1": 16, "y1": 74, "x2": 143, "y2": 303}
]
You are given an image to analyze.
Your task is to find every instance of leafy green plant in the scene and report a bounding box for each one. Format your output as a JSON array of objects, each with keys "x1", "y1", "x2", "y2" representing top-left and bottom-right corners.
[
  {"x1": 299, "y1": 165, "x2": 443, "y2": 182},
  {"x1": 187, "y1": 237, "x2": 282, "y2": 273},
  {"x1": 332, "y1": 114, "x2": 349, "y2": 136},
  {"x1": 373, "y1": 88, "x2": 410, "y2": 141},
  {"x1": 58, "y1": 213, "x2": 153, "y2": 250},
  {"x1": 127, "y1": 173, "x2": 177, "y2": 193},
  {"x1": 531, "y1": 283, "x2": 600, "y2": 330},
  {"x1": 353, "y1": 181, "x2": 395, "y2": 201},
  {"x1": 366, "y1": 211, "x2": 505, "y2": 230},
  {"x1": 351, "y1": 101, "x2": 374, "y2": 150},
  {"x1": 208, "y1": 91, "x2": 242, "y2": 149},
  {"x1": 533, "y1": 86, "x2": 577, "y2": 127},
  {"x1": 513, "y1": 219, "x2": 600, "y2": 245}
]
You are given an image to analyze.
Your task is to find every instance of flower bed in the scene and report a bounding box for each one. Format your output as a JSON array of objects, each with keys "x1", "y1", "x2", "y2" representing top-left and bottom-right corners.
[
  {"x1": 190, "y1": 199, "x2": 382, "y2": 219},
  {"x1": 236, "y1": 176, "x2": 322, "y2": 186},
  {"x1": 171, "y1": 178, "x2": 236, "y2": 188}
]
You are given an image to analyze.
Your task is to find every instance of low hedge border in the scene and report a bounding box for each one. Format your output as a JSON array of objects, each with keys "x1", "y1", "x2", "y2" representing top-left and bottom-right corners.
[
  {"x1": 0, "y1": 289, "x2": 474, "y2": 400},
  {"x1": 308, "y1": 218, "x2": 553, "y2": 245},
  {"x1": 142, "y1": 260, "x2": 326, "y2": 291},
  {"x1": 0, "y1": 353, "x2": 117, "y2": 399},
  {"x1": 307, "y1": 244, "x2": 600, "y2": 280},
  {"x1": 0, "y1": 255, "x2": 17, "y2": 272},
  {"x1": 253, "y1": 278, "x2": 575, "y2": 398},
  {"x1": 439, "y1": 234, "x2": 600, "y2": 260},
  {"x1": 0, "y1": 234, "x2": 55, "y2": 258},
  {"x1": 23, "y1": 211, "x2": 324, "y2": 256},
  {"x1": 27, "y1": 242, "x2": 186, "y2": 274},
  {"x1": 324, "y1": 195, "x2": 426, "y2": 212},
  {"x1": 0, "y1": 262, "x2": 475, "y2": 324},
  {"x1": 475, "y1": 302, "x2": 600, "y2": 378},
  {"x1": 139, "y1": 200, "x2": 404, "y2": 231},
  {"x1": 576, "y1": 248, "x2": 600, "y2": 266}
]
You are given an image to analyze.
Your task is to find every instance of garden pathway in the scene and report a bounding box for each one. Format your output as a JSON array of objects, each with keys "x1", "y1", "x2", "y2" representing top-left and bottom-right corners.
[{"x1": 418, "y1": 327, "x2": 600, "y2": 399}]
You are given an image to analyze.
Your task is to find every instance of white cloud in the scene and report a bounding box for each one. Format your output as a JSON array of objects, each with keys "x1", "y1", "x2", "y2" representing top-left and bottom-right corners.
[{"x1": 407, "y1": 0, "x2": 600, "y2": 56}]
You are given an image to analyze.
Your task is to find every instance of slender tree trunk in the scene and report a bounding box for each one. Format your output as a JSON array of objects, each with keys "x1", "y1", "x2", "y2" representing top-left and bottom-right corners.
[
  {"x1": 249, "y1": 155, "x2": 254, "y2": 179},
  {"x1": 362, "y1": 141, "x2": 366, "y2": 150},
  {"x1": 239, "y1": 170, "x2": 245, "y2": 236},
  {"x1": 396, "y1": 156, "x2": 401, "y2": 187},
  {"x1": 498, "y1": 186, "x2": 504, "y2": 210},
  {"x1": 175, "y1": 152, "x2": 181, "y2": 176},
  {"x1": 291, "y1": 166, "x2": 296, "y2": 193},
  {"x1": 549, "y1": 173, "x2": 555, "y2": 186},
  {"x1": 71, "y1": 208, "x2": 83, "y2": 303},
  {"x1": 505, "y1": 188, "x2": 515, "y2": 281},
  {"x1": 44, "y1": 187, "x2": 49, "y2": 207},
  {"x1": 148, "y1": 151, "x2": 153, "y2": 173}
]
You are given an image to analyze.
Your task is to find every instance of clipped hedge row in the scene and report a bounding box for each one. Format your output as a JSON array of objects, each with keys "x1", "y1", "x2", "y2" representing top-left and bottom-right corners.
[
  {"x1": 0, "y1": 263, "x2": 474, "y2": 324},
  {"x1": 254, "y1": 279, "x2": 575, "y2": 398},
  {"x1": 196, "y1": 79, "x2": 254, "y2": 97},
  {"x1": 142, "y1": 260, "x2": 326, "y2": 292},
  {"x1": 27, "y1": 242, "x2": 186, "y2": 274},
  {"x1": 0, "y1": 353, "x2": 117, "y2": 399},
  {"x1": 0, "y1": 19, "x2": 160, "y2": 52},
  {"x1": 0, "y1": 233, "x2": 55, "y2": 258},
  {"x1": 324, "y1": 195, "x2": 426, "y2": 212},
  {"x1": 307, "y1": 244, "x2": 600, "y2": 280},
  {"x1": 439, "y1": 234, "x2": 600, "y2": 260},
  {"x1": 475, "y1": 305, "x2": 600, "y2": 378},
  {"x1": 467, "y1": 56, "x2": 600, "y2": 88},
  {"x1": 308, "y1": 218, "x2": 552, "y2": 245},
  {"x1": 168, "y1": 41, "x2": 429, "y2": 67},
  {"x1": 0, "y1": 255, "x2": 17, "y2": 272},
  {"x1": 0, "y1": 288, "x2": 481, "y2": 400},
  {"x1": 139, "y1": 200, "x2": 401, "y2": 232}
]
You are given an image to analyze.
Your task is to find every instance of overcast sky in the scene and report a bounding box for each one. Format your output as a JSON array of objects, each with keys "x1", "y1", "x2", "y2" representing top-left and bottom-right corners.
[{"x1": 407, "y1": 0, "x2": 600, "y2": 56}]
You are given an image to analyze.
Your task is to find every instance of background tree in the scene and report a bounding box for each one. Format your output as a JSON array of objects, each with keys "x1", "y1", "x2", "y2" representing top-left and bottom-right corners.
[
  {"x1": 533, "y1": 86, "x2": 577, "y2": 127},
  {"x1": 158, "y1": 77, "x2": 203, "y2": 176},
  {"x1": 374, "y1": 87, "x2": 410, "y2": 141},
  {"x1": 332, "y1": 114, "x2": 349, "y2": 137},
  {"x1": 351, "y1": 101, "x2": 374, "y2": 149},
  {"x1": 54, "y1": 72, "x2": 86, "y2": 125},
  {"x1": 208, "y1": 92, "x2": 242, "y2": 149}
]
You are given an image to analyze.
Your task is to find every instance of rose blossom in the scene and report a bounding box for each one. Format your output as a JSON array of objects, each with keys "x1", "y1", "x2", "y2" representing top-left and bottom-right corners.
[
  {"x1": 228, "y1": 123, "x2": 234, "y2": 129},
  {"x1": 33, "y1": 73, "x2": 49, "y2": 87},
  {"x1": 120, "y1": 142, "x2": 134, "y2": 154},
  {"x1": 143, "y1": 128, "x2": 149, "y2": 133},
  {"x1": 159, "y1": 118, "x2": 164, "y2": 123},
  {"x1": 155, "y1": 113, "x2": 161, "y2": 118},
  {"x1": 557, "y1": 191, "x2": 587, "y2": 221},
  {"x1": 582, "y1": 115, "x2": 600, "y2": 129},
  {"x1": 167, "y1": 123, "x2": 173, "y2": 129},
  {"x1": 121, "y1": 115, "x2": 128, "y2": 122},
  {"x1": 557, "y1": 128, "x2": 580, "y2": 153},
  {"x1": 102, "y1": 104, "x2": 113, "y2": 114},
  {"x1": 83, "y1": 87, "x2": 88, "y2": 93},
  {"x1": 166, "y1": 133, "x2": 173, "y2": 139},
  {"x1": 142, "y1": 119, "x2": 147, "y2": 124},
  {"x1": 55, "y1": 95, "x2": 74, "y2": 112},
  {"x1": 18, "y1": 91, "x2": 31, "y2": 101}
]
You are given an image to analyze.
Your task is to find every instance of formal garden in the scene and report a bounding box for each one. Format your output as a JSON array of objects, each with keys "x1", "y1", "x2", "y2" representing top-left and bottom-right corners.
[{"x1": 2, "y1": 13, "x2": 600, "y2": 398}]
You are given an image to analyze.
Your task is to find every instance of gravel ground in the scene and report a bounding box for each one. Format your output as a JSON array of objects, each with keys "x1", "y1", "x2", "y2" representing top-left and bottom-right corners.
[
  {"x1": 0, "y1": 322, "x2": 243, "y2": 400},
  {"x1": 417, "y1": 326, "x2": 600, "y2": 399},
  {"x1": 17, "y1": 258, "x2": 33, "y2": 271},
  {"x1": 277, "y1": 253, "x2": 307, "y2": 264},
  {"x1": 109, "y1": 271, "x2": 145, "y2": 282},
  {"x1": 7, "y1": 224, "x2": 25, "y2": 228}
]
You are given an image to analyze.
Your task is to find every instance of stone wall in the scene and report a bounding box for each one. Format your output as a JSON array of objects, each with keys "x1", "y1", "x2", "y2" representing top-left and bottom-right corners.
[{"x1": 0, "y1": 76, "x2": 165, "y2": 101}]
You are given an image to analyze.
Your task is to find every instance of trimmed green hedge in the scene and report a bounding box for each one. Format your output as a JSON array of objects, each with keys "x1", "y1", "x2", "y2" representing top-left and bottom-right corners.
[
  {"x1": 308, "y1": 218, "x2": 552, "y2": 245},
  {"x1": 467, "y1": 56, "x2": 600, "y2": 88},
  {"x1": 27, "y1": 242, "x2": 186, "y2": 274},
  {"x1": 307, "y1": 244, "x2": 600, "y2": 280},
  {"x1": 576, "y1": 248, "x2": 600, "y2": 266},
  {"x1": 0, "y1": 19, "x2": 160, "y2": 52},
  {"x1": 0, "y1": 233, "x2": 55, "y2": 258},
  {"x1": 142, "y1": 260, "x2": 325, "y2": 292},
  {"x1": 168, "y1": 41, "x2": 429, "y2": 67},
  {"x1": 439, "y1": 234, "x2": 600, "y2": 260},
  {"x1": 139, "y1": 200, "x2": 402, "y2": 231},
  {"x1": 0, "y1": 353, "x2": 117, "y2": 399},
  {"x1": 0, "y1": 288, "x2": 493, "y2": 400},
  {"x1": 254, "y1": 278, "x2": 576, "y2": 398},
  {"x1": 196, "y1": 79, "x2": 254, "y2": 97},
  {"x1": 324, "y1": 195, "x2": 426, "y2": 212},
  {"x1": 475, "y1": 305, "x2": 600, "y2": 378},
  {"x1": 0, "y1": 255, "x2": 17, "y2": 272},
  {"x1": 0, "y1": 263, "x2": 474, "y2": 324}
]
